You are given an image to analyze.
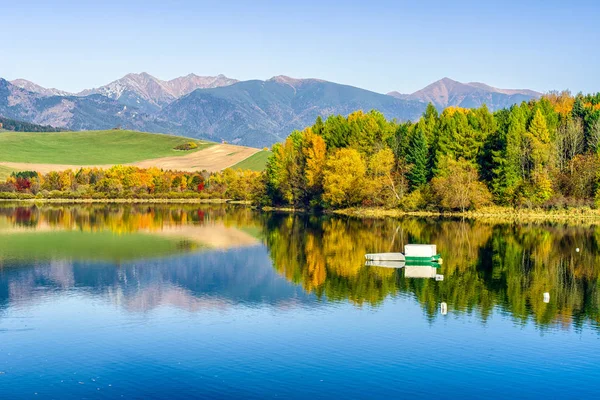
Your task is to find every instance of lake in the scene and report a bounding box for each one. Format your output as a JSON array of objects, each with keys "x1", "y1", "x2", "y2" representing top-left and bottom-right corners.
[{"x1": 1, "y1": 204, "x2": 599, "y2": 399}]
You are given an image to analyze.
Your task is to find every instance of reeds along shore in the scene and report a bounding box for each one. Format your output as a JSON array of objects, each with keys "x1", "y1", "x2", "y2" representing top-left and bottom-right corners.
[{"x1": 334, "y1": 206, "x2": 600, "y2": 223}]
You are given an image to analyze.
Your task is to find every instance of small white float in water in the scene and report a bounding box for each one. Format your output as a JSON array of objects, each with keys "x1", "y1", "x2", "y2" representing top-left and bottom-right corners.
[
  {"x1": 543, "y1": 292, "x2": 550, "y2": 303},
  {"x1": 576, "y1": 248, "x2": 580, "y2": 253},
  {"x1": 440, "y1": 302, "x2": 448, "y2": 315}
]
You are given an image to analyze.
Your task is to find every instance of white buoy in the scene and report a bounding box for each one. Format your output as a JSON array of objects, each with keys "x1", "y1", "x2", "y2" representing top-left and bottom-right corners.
[
  {"x1": 543, "y1": 292, "x2": 550, "y2": 303},
  {"x1": 440, "y1": 302, "x2": 448, "y2": 315},
  {"x1": 435, "y1": 274, "x2": 444, "y2": 281},
  {"x1": 576, "y1": 248, "x2": 580, "y2": 253}
]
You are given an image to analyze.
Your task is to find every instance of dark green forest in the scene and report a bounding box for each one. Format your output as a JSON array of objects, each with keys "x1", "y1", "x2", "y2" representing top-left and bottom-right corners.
[{"x1": 0, "y1": 116, "x2": 63, "y2": 132}]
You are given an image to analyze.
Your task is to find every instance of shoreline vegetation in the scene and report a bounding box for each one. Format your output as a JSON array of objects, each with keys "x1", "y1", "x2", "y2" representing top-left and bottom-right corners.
[
  {"x1": 0, "y1": 197, "x2": 236, "y2": 204},
  {"x1": 2, "y1": 92, "x2": 600, "y2": 219},
  {"x1": 2, "y1": 196, "x2": 600, "y2": 222},
  {"x1": 334, "y1": 206, "x2": 600, "y2": 222}
]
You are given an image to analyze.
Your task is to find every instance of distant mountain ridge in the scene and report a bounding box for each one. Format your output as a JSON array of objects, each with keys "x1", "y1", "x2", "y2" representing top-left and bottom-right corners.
[
  {"x1": 0, "y1": 78, "x2": 169, "y2": 132},
  {"x1": 388, "y1": 77, "x2": 541, "y2": 110},
  {"x1": 159, "y1": 77, "x2": 425, "y2": 146},
  {"x1": 1, "y1": 74, "x2": 541, "y2": 147},
  {"x1": 11, "y1": 73, "x2": 239, "y2": 114},
  {"x1": 10, "y1": 79, "x2": 72, "y2": 97}
]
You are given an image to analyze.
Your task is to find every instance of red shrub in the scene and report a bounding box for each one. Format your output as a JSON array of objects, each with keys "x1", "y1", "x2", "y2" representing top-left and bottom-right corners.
[{"x1": 15, "y1": 178, "x2": 31, "y2": 192}]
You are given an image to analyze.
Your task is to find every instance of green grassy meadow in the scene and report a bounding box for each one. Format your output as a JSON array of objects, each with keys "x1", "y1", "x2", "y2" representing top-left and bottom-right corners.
[
  {"x1": 231, "y1": 150, "x2": 271, "y2": 171},
  {"x1": 0, "y1": 130, "x2": 212, "y2": 164}
]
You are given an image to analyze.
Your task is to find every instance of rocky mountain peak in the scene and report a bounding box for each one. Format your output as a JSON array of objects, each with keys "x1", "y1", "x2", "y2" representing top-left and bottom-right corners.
[
  {"x1": 10, "y1": 79, "x2": 72, "y2": 97},
  {"x1": 388, "y1": 77, "x2": 541, "y2": 109}
]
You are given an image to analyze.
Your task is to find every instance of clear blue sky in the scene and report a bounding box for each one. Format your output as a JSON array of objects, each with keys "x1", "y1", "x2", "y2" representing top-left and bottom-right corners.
[{"x1": 1, "y1": 0, "x2": 598, "y2": 94}]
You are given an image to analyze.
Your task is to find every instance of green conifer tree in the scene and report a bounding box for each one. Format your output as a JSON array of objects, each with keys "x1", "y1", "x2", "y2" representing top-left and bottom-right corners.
[
  {"x1": 406, "y1": 128, "x2": 428, "y2": 190},
  {"x1": 490, "y1": 106, "x2": 525, "y2": 204},
  {"x1": 529, "y1": 108, "x2": 551, "y2": 144}
]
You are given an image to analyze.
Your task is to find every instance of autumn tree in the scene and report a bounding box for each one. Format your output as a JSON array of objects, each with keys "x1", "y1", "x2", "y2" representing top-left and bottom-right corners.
[
  {"x1": 431, "y1": 157, "x2": 492, "y2": 212},
  {"x1": 556, "y1": 117, "x2": 584, "y2": 173},
  {"x1": 302, "y1": 128, "x2": 327, "y2": 200},
  {"x1": 322, "y1": 148, "x2": 367, "y2": 207},
  {"x1": 589, "y1": 118, "x2": 600, "y2": 153},
  {"x1": 264, "y1": 132, "x2": 306, "y2": 206},
  {"x1": 368, "y1": 147, "x2": 404, "y2": 206}
]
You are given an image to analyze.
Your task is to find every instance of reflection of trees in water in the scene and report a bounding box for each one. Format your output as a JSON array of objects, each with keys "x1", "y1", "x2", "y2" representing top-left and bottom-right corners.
[
  {"x1": 1, "y1": 203, "x2": 599, "y2": 330},
  {"x1": 264, "y1": 214, "x2": 600, "y2": 330},
  {"x1": 264, "y1": 215, "x2": 402, "y2": 306},
  {"x1": 0, "y1": 203, "x2": 263, "y2": 235}
]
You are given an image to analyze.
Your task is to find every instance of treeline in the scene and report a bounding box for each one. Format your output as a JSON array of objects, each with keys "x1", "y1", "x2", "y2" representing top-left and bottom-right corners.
[
  {"x1": 2, "y1": 91, "x2": 600, "y2": 211},
  {"x1": 0, "y1": 116, "x2": 64, "y2": 132},
  {"x1": 263, "y1": 91, "x2": 600, "y2": 210},
  {"x1": 0, "y1": 165, "x2": 261, "y2": 200}
]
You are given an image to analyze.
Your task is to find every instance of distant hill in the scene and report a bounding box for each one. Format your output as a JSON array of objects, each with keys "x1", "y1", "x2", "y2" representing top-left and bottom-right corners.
[
  {"x1": 159, "y1": 76, "x2": 426, "y2": 147},
  {"x1": 0, "y1": 116, "x2": 63, "y2": 132},
  {"x1": 1, "y1": 74, "x2": 542, "y2": 147},
  {"x1": 387, "y1": 77, "x2": 540, "y2": 110}
]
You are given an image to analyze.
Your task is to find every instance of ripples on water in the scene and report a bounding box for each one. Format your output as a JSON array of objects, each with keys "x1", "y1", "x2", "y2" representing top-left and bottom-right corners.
[{"x1": 0, "y1": 204, "x2": 599, "y2": 398}]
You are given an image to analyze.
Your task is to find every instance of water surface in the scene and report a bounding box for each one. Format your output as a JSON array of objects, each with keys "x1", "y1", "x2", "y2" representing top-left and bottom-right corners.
[{"x1": 1, "y1": 204, "x2": 599, "y2": 398}]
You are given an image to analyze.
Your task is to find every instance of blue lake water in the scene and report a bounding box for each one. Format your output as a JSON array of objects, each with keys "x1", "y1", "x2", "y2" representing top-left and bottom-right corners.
[{"x1": 1, "y1": 204, "x2": 599, "y2": 398}]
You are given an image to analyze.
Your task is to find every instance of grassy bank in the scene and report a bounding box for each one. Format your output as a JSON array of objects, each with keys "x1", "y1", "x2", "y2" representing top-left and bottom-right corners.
[{"x1": 0, "y1": 130, "x2": 212, "y2": 164}]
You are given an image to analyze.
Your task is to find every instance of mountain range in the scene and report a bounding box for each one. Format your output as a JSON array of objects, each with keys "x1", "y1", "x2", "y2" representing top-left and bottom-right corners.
[
  {"x1": 2, "y1": 73, "x2": 541, "y2": 147},
  {"x1": 387, "y1": 77, "x2": 540, "y2": 110}
]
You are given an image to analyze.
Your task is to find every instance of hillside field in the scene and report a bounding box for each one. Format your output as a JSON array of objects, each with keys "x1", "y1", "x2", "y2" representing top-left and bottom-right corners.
[
  {"x1": 231, "y1": 150, "x2": 271, "y2": 171},
  {"x1": 0, "y1": 130, "x2": 266, "y2": 173},
  {"x1": 0, "y1": 130, "x2": 212, "y2": 164}
]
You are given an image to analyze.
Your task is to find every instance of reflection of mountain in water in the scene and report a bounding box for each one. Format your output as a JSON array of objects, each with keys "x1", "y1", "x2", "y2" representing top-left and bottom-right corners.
[
  {"x1": 0, "y1": 247, "x2": 315, "y2": 314},
  {"x1": 2, "y1": 204, "x2": 600, "y2": 331}
]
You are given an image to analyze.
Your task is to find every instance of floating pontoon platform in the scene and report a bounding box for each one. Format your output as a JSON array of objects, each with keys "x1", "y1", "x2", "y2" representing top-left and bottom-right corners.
[{"x1": 364, "y1": 244, "x2": 442, "y2": 265}]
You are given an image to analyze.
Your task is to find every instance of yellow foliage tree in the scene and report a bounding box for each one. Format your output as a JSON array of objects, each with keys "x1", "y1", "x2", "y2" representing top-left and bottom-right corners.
[
  {"x1": 431, "y1": 157, "x2": 492, "y2": 211},
  {"x1": 368, "y1": 147, "x2": 403, "y2": 206},
  {"x1": 545, "y1": 90, "x2": 575, "y2": 116},
  {"x1": 302, "y1": 128, "x2": 327, "y2": 193},
  {"x1": 323, "y1": 148, "x2": 367, "y2": 207}
]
